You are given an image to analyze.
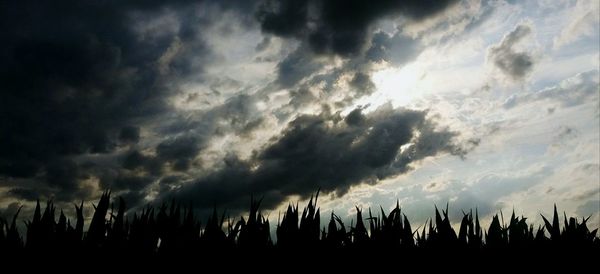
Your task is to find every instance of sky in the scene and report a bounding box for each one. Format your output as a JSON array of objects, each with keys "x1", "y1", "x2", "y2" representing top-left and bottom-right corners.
[{"x1": 0, "y1": 0, "x2": 599, "y2": 229}]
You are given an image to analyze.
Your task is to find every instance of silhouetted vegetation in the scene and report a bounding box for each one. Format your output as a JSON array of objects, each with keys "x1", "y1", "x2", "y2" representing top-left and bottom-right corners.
[{"x1": 0, "y1": 190, "x2": 598, "y2": 259}]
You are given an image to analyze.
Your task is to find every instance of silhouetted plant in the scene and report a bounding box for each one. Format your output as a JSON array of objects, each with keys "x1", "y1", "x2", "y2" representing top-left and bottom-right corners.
[
  {"x1": 237, "y1": 197, "x2": 271, "y2": 249},
  {"x1": 0, "y1": 192, "x2": 598, "y2": 257}
]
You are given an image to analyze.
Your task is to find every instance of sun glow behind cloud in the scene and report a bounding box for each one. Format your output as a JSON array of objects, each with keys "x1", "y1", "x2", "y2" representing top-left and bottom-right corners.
[
  {"x1": 374, "y1": 63, "x2": 427, "y2": 106},
  {"x1": 358, "y1": 42, "x2": 488, "y2": 114},
  {"x1": 352, "y1": 63, "x2": 430, "y2": 114}
]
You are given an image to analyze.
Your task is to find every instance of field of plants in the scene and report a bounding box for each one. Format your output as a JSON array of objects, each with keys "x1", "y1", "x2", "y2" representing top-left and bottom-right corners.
[{"x1": 1, "y1": 190, "x2": 598, "y2": 258}]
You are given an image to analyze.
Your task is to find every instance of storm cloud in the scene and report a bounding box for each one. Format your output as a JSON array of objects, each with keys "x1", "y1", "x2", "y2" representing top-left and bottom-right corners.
[
  {"x1": 257, "y1": 0, "x2": 457, "y2": 56},
  {"x1": 167, "y1": 104, "x2": 468, "y2": 213},
  {"x1": 0, "y1": 1, "x2": 244, "y2": 202},
  {"x1": 261, "y1": 0, "x2": 460, "y2": 109},
  {"x1": 0, "y1": 1, "x2": 497, "y2": 217}
]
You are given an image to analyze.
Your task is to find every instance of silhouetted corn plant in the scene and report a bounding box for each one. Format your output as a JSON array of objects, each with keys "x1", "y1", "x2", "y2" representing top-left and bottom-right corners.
[
  {"x1": 541, "y1": 204, "x2": 598, "y2": 248},
  {"x1": 276, "y1": 202, "x2": 299, "y2": 248},
  {"x1": 86, "y1": 190, "x2": 111, "y2": 248},
  {"x1": 363, "y1": 202, "x2": 414, "y2": 248},
  {"x1": 299, "y1": 192, "x2": 320, "y2": 247},
  {"x1": 459, "y1": 209, "x2": 483, "y2": 248},
  {"x1": 237, "y1": 197, "x2": 271, "y2": 249},
  {"x1": 351, "y1": 206, "x2": 369, "y2": 246},
  {"x1": 0, "y1": 205, "x2": 23, "y2": 252},
  {"x1": 277, "y1": 191, "x2": 320, "y2": 249},
  {"x1": 323, "y1": 212, "x2": 348, "y2": 248},
  {"x1": 1, "y1": 192, "x2": 598, "y2": 256}
]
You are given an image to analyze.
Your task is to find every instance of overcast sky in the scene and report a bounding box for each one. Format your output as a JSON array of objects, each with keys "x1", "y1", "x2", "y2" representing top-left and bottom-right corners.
[{"x1": 1, "y1": 0, "x2": 598, "y2": 228}]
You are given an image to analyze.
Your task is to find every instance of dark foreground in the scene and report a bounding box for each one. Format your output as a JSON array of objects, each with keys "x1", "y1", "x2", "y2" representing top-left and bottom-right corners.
[{"x1": 1, "y1": 191, "x2": 598, "y2": 263}]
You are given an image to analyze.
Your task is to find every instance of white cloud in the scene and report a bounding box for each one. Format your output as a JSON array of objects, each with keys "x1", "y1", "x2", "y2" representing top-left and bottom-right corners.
[
  {"x1": 503, "y1": 69, "x2": 599, "y2": 109},
  {"x1": 553, "y1": 0, "x2": 600, "y2": 49}
]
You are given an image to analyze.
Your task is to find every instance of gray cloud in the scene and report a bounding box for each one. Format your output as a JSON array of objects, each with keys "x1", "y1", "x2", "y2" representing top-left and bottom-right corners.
[
  {"x1": 257, "y1": 0, "x2": 457, "y2": 56},
  {"x1": 276, "y1": 46, "x2": 324, "y2": 88},
  {"x1": 288, "y1": 87, "x2": 319, "y2": 110},
  {"x1": 118, "y1": 126, "x2": 141, "y2": 144},
  {"x1": 576, "y1": 200, "x2": 600, "y2": 217},
  {"x1": 0, "y1": 1, "x2": 247, "y2": 202},
  {"x1": 487, "y1": 23, "x2": 535, "y2": 81},
  {"x1": 0, "y1": 0, "x2": 479, "y2": 216},
  {"x1": 165, "y1": 104, "x2": 468, "y2": 213},
  {"x1": 111, "y1": 174, "x2": 155, "y2": 193},
  {"x1": 121, "y1": 150, "x2": 161, "y2": 174},
  {"x1": 159, "y1": 93, "x2": 265, "y2": 140},
  {"x1": 8, "y1": 188, "x2": 42, "y2": 202},
  {"x1": 366, "y1": 31, "x2": 422, "y2": 65},
  {"x1": 103, "y1": 92, "x2": 268, "y2": 205},
  {"x1": 156, "y1": 136, "x2": 201, "y2": 172},
  {"x1": 263, "y1": 0, "x2": 461, "y2": 111},
  {"x1": 349, "y1": 72, "x2": 376, "y2": 96}
]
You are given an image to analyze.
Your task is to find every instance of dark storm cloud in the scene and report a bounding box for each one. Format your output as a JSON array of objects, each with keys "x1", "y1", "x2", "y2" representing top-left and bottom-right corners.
[
  {"x1": 0, "y1": 1, "x2": 244, "y2": 202},
  {"x1": 100, "y1": 92, "x2": 268, "y2": 206},
  {"x1": 119, "y1": 190, "x2": 149, "y2": 210},
  {"x1": 264, "y1": 0, "x2": 455, "y2": 110},
  {"x1": 156, "y1": 136, "x2": 201, "y2": 172},
  {"x1": 116, "y1": 135, "x2": 206, "y2": 198},
  {"x1": 45, "y1": 159, "x2": 81, "y2": 192},
  {"x1": 276, "y1": 46, "x2": 324, "y2": 88},
  {"x1": 257, "y1": 0, "x2": 458, "y2": 56},
  {"x1": 119, "y1": 126, "x2": 141, "y2": 144},
  {"x1": 159, "y1": 93, "x2": 264, "y2": 142},
  {"x1": 488, "y1": 23, "x2": 535, "y2": 81},
  {"x1": 166, "y1": 104, "x2": 469, "y2": 213},
  {"x1": 159, "y1": 175, "x2": 187, "y2": 193},
  {"x1": 344, "y1": 107, "x2": 367, "y2": 126},
  {"x1": 111, "y1": 174, "x2": 155, "y2": 192},
  {"x1": 0, "y1": 0, "x2": 475, "y2": 215},
  {"x1": 8, "y1": 188, "x2": 41, "y2": 202},
  {"x1": 121, "y1": 150, "x2": 167, "y2": 178},
  {"x1": 349, "y1": 72, "x2": 376, "y2": 96}
]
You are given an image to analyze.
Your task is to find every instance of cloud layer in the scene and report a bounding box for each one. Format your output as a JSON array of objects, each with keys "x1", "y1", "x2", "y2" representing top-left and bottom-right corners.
[
  {"x1": 0, "y1": 1, "x2": 231, "y2": 202},
  {"x1": 0, "y1": 0, "x2": 465, "y2": 212},
  {"x1": 258, "y1": 0, "x2": 457, "y2": 56},
  {"x1": 166, "y1": 104, "x2": 466, "y2": 213},
  {"x1": 1, "y1": 0, "x2": 595, "y2": 228}
]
